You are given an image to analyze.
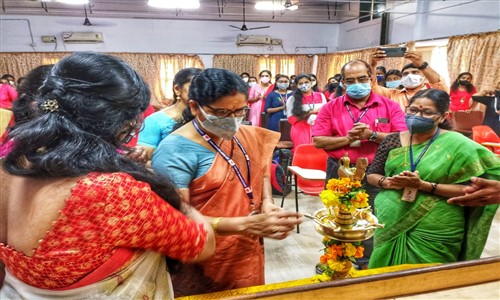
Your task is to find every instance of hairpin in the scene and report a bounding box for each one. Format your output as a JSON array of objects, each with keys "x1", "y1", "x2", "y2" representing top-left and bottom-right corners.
[{"x1": 40, "y1": 99, "x2": 59, "y2": 113}]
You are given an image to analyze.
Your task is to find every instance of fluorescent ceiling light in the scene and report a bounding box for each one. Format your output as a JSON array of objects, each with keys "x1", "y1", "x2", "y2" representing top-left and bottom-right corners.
[
  {"x1": 53, "y1": 0, "x2": 89, "y2": 4},
  {"x1": 255, "y1": 1, "x2": 298, "y2": 11},
  {"x1": 148, "y1": 0, "x2": 200, "y2": 9}
]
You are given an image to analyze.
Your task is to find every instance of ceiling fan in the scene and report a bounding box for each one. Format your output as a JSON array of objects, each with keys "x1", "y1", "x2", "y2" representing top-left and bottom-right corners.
[{"x1": 229, "y1": 0, "x2": 270, "y2": 31}]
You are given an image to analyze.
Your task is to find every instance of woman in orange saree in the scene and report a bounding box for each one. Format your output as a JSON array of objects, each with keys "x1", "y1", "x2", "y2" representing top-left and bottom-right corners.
[{"x1": 152, "y1": 68, "x2": 303, "y2": 296}]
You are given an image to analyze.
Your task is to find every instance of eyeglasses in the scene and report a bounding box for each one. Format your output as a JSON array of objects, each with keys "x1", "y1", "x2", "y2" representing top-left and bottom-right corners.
[
  {"x1": 343, "y1": 76, "x2": 371, "y2": 85},
  {"x1": 204, "y1": 104, "x2": 250, "y2": 118},
  {"x1": 405, "y1": 107, "x2": 441, "y2": 118}
]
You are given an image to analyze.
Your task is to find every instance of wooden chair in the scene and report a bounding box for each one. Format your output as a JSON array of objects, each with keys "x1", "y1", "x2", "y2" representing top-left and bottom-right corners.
[{"x1": 451, "y1": 110, "x2": 484, "y2": 136}]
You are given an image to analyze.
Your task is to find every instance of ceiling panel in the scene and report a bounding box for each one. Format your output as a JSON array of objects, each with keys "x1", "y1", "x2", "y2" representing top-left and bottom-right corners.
[{"x1": 1, "y1": 0, "x2": 366, "y2": 24}]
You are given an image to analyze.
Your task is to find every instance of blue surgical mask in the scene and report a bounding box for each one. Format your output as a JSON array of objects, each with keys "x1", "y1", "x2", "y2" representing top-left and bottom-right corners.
[
  {"x1": 298, "y1": 83, "x2": 311, "y2": 93},
  {"x1": 277, "y1": 82, "x2": 289, "y2": 90},
  {"x1": 386, "y1": 80, "x2": 402, "y2": 89},
  {"x1": 346, "y1": 83, "x2": 371, "y2": 99},
  {"x1": 198, "y1": 106, "x2": 244, "y2": 140},
  {"x1": 405, "y1": 114, "x2": 437, "y2": 134},
  {"x1": 376, "y1": 75, "x2": 385, "y2": 82}
]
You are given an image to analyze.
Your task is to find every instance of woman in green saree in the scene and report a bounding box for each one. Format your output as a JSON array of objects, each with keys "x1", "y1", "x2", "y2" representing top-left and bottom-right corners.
[{"x1": 366, "y1": 89, "x2": 500, "y2": 268}]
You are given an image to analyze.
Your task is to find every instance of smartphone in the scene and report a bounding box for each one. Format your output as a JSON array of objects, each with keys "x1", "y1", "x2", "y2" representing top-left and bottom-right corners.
[{"x1": 380, "y1": 47, "x2": 407, "y2": 57}]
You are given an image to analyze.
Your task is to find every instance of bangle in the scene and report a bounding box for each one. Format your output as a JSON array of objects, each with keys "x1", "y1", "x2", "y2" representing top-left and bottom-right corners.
[
  {"x1": 429, "y1": 182, "x2": 438, "y2": 194},
  {"x1": 378, "y1": 176, "x2": 387, "y2": 188},
  {"x1": 211, "y1": 217, "x2": 222, "y2": 235}
]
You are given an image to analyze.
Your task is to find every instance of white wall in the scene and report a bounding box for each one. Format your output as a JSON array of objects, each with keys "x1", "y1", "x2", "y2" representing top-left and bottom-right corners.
[
  {"x1": 0, "y1": 14, "x2": 339, "y2": 64},
  {"x1": 337, "y1": 0, "x2": 499, "y2": 51}
]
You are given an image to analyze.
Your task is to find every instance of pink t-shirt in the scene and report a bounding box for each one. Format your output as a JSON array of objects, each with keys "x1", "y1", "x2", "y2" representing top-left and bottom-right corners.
[{"x1": 312, "y1": 92, "x2": 407, "y2": 163}]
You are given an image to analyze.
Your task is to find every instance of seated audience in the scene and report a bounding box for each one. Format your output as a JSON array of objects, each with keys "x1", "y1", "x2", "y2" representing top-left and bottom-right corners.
[
  {"x1": 151, "y1": 68, "x2": 302, "y2": 297},
  {"x1": 371, "y1": 49, "x2": 448, "y2": 111},
  {"x1": 0, "y1": 52, "x2": 215, "y2": 298},
  {"x1": 449, "y1": 72, "x2": 477, "y2": 112},
  {"x1": 366, "y1": 89, "x2": 499, "y2": 268}
]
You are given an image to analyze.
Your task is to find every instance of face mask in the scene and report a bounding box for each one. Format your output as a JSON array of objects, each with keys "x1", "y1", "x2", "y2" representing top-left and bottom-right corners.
[
  {"x1": 376, "y1": 75, "x2": 385, "y2": 82},
  {"x1": 311, "y1": 80, "x2": 317, "y2": 86},
  {"x1": 401, "y1": 74, "x2": 423, "y2": 88},
  {"x1": 386, "y1": 80, "x2": 402, "y2": 89},
  {"x1": 242, "y1": 77, "x2": 249, "y2": 83},
  {"x1": 298, "y1": 83, "x2": 311, "y2": 93},
  {"x1": 260, "y1": 77, "x2": 270, "y2": 84},
  {"x1": 346, "y1": 83, "x2": 371, "y2": 99},
  {"x1": 339, "y1": 82, "x2": 344, "y2": 89},
  {"x1": 198, "y1": 106, "x2": 244, "y2": 140},
  {"x1": 329, "y1": 82, "x2": 339, "y2": 89},
  {"x1": 405, "y1": 114, "x2": 437, "y2": 134},
  {"x1": 458, "y1": 80, "x2": 471, "y2": 86},
  {"x1": 8, "y1": 80, "x2": 15, "y2": 86},
  {"x1": 290, "y1": 79, "x2": 295, "y2": 84},
  {"x1": 248, "y1": 82, "x2": 257, "y2": 88},
  {"x1": 277, "y1": 82, "x2": 289, "y2": 90}
]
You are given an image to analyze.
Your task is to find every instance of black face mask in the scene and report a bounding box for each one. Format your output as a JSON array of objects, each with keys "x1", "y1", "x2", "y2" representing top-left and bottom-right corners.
[
  {"x1": 458, "y1": 80, "x2": 471, "y2": 86},
  {"x1": 329, "y1": 82, "x2": 339, "y2": 89}
]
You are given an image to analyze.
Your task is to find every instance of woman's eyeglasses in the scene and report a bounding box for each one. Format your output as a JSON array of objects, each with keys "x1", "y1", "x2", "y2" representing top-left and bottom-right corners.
[
  {"x1": 405, "y1": 107, "x2": 441, "y2": 118},
  {"x1": 204, "y1": 104, "x2": 250, "y2": 118}
]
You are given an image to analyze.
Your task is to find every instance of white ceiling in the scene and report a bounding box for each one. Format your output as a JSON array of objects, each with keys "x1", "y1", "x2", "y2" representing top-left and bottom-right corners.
[{"x1": 1, "y1": 0, "x2": 369, "y2": 24}]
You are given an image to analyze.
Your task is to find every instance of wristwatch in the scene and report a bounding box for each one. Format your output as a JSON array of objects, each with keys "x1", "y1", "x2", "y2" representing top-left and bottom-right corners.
[
  {"x1": 417, "y1": 62, "x2": 429, "y2": 70},
  {"x1": 369, "y1": 131, "x2": 378, "y2": 141}
]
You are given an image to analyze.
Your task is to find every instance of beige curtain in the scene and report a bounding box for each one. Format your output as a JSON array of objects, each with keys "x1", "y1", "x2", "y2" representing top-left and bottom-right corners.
[
  {"x1": 212, "y1": 55, "x2": 260, "y2": 78},
  {"x1": 0, "y1": 52, "x2": 205, "y2": 109},
  {"x1": 258, "y1": 55, "x2": 314, "y2": 77},
  {"x1": 447, "y1": 31, "x2": 500, "y2": 90},
  {"x1": 213, "y1": 54, "x2": 314, "y2": 79}
]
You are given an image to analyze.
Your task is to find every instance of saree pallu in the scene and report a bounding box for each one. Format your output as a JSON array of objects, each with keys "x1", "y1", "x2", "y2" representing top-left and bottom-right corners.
[
  {"x1": 0, "y1": 251, "x2": 173, "y2": 299},
  {"x1": 172, "y1": 126, "x2": 280, "y2": 297},
  {"x1": 369, "y1": 131, "x2": 500, "y2": 269}
]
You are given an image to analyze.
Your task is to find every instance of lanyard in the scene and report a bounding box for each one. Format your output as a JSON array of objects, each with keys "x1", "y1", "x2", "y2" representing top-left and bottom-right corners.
[
  {"x1": 409, "y1": 128, "x2": 440, "y2": 172},
  {"x1": 345, "y1": 103, "x2": 369, "y2": 123},
  {"x1": 192, "y1": 119, "x2": 254, "y2": 206},
  {"x1": 276, "y1": 91, "x2": 288, "y2": 105}
]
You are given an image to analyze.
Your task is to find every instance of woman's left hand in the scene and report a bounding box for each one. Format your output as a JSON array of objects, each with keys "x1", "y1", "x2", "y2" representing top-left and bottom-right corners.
[{"x1": 391, "y1": 170, "x2": 423, "y2": 189}]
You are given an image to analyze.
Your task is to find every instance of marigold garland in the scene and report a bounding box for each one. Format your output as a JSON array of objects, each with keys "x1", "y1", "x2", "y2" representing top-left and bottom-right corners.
[{"x1": 313, "y1": 177, "x2": 369, "y2": 282}]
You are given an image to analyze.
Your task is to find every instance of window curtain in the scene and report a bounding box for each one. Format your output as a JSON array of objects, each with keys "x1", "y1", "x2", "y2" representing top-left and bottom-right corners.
[
  {"x1": 212, "y1": 55, "x2": 260, "y2": 78},
  {"x1": 447, "y1": 31, "x2": 500, "y2": 90},
  {"x1": 213, "y1": 54, "x2": 314, "y2": 79},
  {"x1": 0, "y1": 52, "x2": 205, "y2": 109},
  {"x1": 258, "y1": 55, "x2": 314, "y2": 78}
]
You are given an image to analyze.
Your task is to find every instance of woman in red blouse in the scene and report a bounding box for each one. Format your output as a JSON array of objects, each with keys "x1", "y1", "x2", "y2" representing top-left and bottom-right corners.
[
  {"x1": 0, "y1": 52, "x2": 215, "y2": 299},
  {"x1": 449, "y1": 72, "x2": 477, "y2": 112}
]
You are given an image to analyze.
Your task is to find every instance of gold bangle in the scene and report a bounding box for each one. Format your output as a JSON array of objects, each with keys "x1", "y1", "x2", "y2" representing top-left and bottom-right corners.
[{"x1": 211, "y1": 217, "x2": 222, "y2": 235}]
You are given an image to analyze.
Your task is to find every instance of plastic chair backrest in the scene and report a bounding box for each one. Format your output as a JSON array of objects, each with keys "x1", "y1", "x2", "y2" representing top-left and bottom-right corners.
[
  {"x1": 291, "y1": 144, "x2": 328, "y2": 195},
  {"x1": 278, "y1": 119, "x2": 292, "y2": 142},
  {"x1": 452, "y1": 110, "x2": 484, "y2": 133}
]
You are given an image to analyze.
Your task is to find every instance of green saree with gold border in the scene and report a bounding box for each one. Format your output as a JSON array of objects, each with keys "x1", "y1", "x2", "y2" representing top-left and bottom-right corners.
[{"x1": 369, "y1": 131, "x2": 500, "y2": 268}]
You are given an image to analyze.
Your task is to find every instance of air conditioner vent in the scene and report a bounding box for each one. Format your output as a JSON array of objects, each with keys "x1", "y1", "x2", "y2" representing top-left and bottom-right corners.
[
  {"x1": 62, "y1": 32, "x2": 104, "y2": 44},
  {"x1": 236, "y1": 34, "x2": 272, "y2": 46}
]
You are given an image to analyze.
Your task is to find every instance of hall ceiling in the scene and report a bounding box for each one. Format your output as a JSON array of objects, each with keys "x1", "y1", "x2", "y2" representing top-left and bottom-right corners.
[{"x1": 0, "y1": 0, "x2": 371, "y2": 24}]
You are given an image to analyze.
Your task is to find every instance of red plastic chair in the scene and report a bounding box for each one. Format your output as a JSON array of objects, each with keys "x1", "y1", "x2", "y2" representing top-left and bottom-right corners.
[
  {"x1": 472, "y1": 125, "x2": 500, "y2": 156},
  {"x1": 290, "y1": 144, "x2": 329, "y2": 195}
]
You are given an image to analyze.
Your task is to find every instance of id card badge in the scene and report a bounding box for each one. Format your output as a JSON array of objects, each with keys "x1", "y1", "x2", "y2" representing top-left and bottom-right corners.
[
  {"x1": 350, "y1": 140, "x2": 361, "y2": 147},
  {"x1": 401, "y1": 187, "x2": 417, "y2": 202}
]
